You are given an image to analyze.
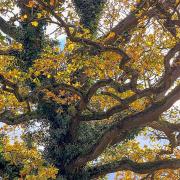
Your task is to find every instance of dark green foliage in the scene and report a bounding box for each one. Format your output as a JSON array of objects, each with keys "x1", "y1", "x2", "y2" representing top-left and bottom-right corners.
[
  {"x1": 19, "y1": 19, "x2": 46, "y2": 69},
  {"x1": 0, "y1": 157, "x2": 21, "y2": 180},
  {"x1": 125, "y1": 128, "x2": 144, "y2": 142},
  {"x1": 16, "y1": 1, "x2": 46, "y2": 71},
  {"x1": 73, "y1": 0, "x2": 106, "y2": 33},
  {"x1": 36, "y1": 93, "x2": 109, "y2": 178}
]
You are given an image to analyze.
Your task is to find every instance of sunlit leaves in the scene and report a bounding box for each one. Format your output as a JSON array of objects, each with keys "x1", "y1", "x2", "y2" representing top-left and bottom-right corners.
[
  {"x1": 20, "y1": 14, "x2": 28, "y2": 21},
  {"x1": 105, "y1": 32, "x2": 116, "y2": 41},
  {"x1": 0, "y1": 0, "x2": 179, "y2": 179},
  {"x1": 2, "y1": 136, "x2": 58, "y2": 179},
  {"x1": 26, "y1": 1, "x2": 36, "y2": 8},
  {"x1": 31, "y1": 21, "x2": 39, "y2": 27}
]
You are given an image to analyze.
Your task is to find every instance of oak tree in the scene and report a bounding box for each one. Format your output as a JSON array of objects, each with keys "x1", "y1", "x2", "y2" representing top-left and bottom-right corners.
[{"x1": 0, "y1": 0, "x2": 180, "y2": 179}]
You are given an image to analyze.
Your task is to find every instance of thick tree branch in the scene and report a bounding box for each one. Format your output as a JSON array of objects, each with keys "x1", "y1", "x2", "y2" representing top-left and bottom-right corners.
[
  {"x1": 80, "y1": 60, "x2": 180, "y2": 121},
  {"x1": 49, "y1": 82, "x2": 83, "y2": 98},
  {"x1": 87, "y1": 158, "x2": 180, "y2": 179},
  {"x1": 70, "y1": 85, "x2": 180, "y2": 168},
  {"x1": 101, "y1": 91, "x2": 123, "y2": 103},
  {"x1": 0, "y1": 74, "x2": 25, "y2": 102},
  {"x1": 150, "y1": 121, "x2": 180, "y2": 134},
  {"x1": 172, "y1": 20, "x2": 180, "y2": 26},
  {"x1": 103, "y1": 1, "x2": 158, "y2": 44},
  {"x1": 0, "y1": 49, "x2": 20, "y2": 57},
  {"x1": 0, "y1": 110, "x2": 39, "y2": 125},
  {"x1": 0, "y1": 16, "x2": 22, "y2": 42},
  {"x1": 104, "y1": 0, "x2": 176, "y2": 44},
  {"x1": 163, "y1": 43, "x2": 180, "y2": 72},
  {"x1": 149, "y1": 120, "x2": 180, "y2": 151}
]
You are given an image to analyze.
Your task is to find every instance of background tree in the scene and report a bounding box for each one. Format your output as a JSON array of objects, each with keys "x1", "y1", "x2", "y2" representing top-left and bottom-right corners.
[{"x1": 0, "y1": 0, "x2": 180, "y2": 179}]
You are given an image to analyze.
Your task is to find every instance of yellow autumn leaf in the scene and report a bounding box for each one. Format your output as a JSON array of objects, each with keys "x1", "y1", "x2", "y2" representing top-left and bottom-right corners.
[
  {"x1": 37, "y1": 13, "x2": 42, "y2": 19},
  {"x1": 21, "y1": 14, "x2": 28, "y2": 21},
  {"x1": 106, "y1": 32, "x2": 116, "y2": 40},
  {"x1": 47, "y1": 74, "x2": 51, "y2": 78},
  {"x1": 67, "y1": 43, "x2": 75, "y2": 51},
  {"x1": 146, "y1": 41, "x2": 153, "y2": 46},
  {"x1": 31, "y1": 21, "x2": 39, "y2": 27},
  {"x1": 26, "y1": 1, "x2": 35, "y2": 8}
]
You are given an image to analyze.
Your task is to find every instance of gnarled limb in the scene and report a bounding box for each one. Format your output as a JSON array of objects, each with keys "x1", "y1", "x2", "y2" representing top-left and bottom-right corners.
[
  {"x1": 150, "y1": 121, "x2": 180, "y2": 135},
  {"x1": 70, "y1": 85, "x2": 180, "y2": 168},
  {"x1": 80, "y1": 51, "x2": 180, "y2": 121},
  {"x1": 87, "y1": 158, "x2": 180, "y2": 179},
  {"x1": 163, "y1": 43, "x2": 180, "y2": 73}
]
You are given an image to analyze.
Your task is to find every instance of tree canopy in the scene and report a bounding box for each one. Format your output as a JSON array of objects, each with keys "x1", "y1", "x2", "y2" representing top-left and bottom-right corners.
[{"x1": 0, "y1": 0, "x2": 180, "y2": 179}]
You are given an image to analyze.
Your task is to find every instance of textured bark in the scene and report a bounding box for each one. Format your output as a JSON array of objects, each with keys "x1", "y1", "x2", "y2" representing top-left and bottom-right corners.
[
  {"x1": 0, "y1": 0, "x2": 180, "y2": 179},
  {"x1": 88, "y1": 159, "x2": 180, "y2": 178}
]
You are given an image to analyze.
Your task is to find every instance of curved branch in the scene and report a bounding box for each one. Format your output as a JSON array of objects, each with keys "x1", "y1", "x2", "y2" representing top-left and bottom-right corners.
[
  {"x1": 80, "y1": 104, "x2": 127, "y2": 121},
  {"x1": 79, "y1": 41, "x2": 180, "y2": 121},
  {"x1": 150, "y1": 121, "x2": 180, "y2": 134},
  {"x1": 52, "y1": 83, "x2": 83, "y2": 98},
  {"x1": 87, "y1": 158, "x2": 180, "y2": 179},
  {"x1": 70, "y1": 85, "x2": 180, "y2": 168},
  {"x1": 101, "y1": 91, "x2": 123, "y2": 102},
  {"x1": 81, "y1": 63, "x2": 180, "y2": 121}
]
